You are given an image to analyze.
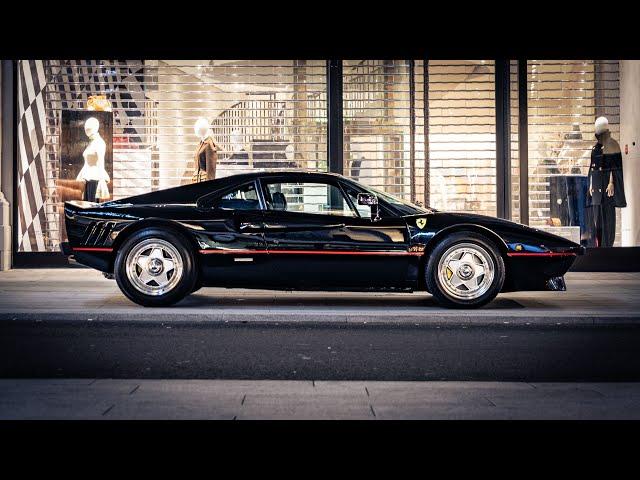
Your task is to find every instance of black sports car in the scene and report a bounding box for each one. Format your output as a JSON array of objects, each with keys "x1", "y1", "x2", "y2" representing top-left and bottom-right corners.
[{"x1": 62, "y1": 171, "x2": 585, "y2": 308}]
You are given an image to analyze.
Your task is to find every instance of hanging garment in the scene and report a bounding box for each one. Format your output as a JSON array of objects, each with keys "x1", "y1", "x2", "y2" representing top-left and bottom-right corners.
[
  {"x1": 587, "y1": 142, "x2": 627, "y2": 247},
  {"x1": 192, "y1": 137, "x2": 217, "y2": 183},
  {"x1": 587, "y1": 143, "x2": 627, "y2": 208},
  {"x1": 592, "y1": 202, "x2": 616, "y2": 247},
  {"x1": 77, "y1": 135, "x2": 110, "y2": 201},
  {"x1": 83, "y1": 180, "x2": 99, "y2": 202}
]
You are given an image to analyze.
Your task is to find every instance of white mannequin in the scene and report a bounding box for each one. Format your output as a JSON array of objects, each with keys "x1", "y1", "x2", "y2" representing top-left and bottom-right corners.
[
  {"x1": 595, "y1": 116, "x2": 609, "y2": 136},
  {"x1": 590, "y1": 116, "x2": 618, "y2": 198},
  {"x1": 194, "y1": 117, "x2": 212, "y2": 140},
  {"x1": 76, "y1": 117, "x2": 110, "y2": 200}
]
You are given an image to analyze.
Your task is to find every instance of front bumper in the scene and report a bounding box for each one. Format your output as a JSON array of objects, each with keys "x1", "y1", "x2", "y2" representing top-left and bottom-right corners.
[{"x1": 546, "y1": 276, "x2": 567, "y2": 291}]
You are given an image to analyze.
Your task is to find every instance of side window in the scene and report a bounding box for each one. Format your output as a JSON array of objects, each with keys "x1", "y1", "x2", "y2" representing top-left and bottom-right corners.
[
  {"x1": 263, "y1": 181, "x2": 357, "y2": 217},
  {"x1": 210, "y1": 182, "x2": 260, "y2": 210}
]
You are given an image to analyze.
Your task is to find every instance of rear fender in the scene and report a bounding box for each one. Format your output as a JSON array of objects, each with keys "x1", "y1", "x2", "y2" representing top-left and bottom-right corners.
[{"x1": 108, "y1": 218, "x2": 201, "y2": 272}]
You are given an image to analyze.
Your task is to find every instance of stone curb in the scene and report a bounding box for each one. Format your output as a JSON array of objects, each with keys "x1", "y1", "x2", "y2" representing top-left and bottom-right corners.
[{"x1": 0, "y1": 311, "x2": 638, "y2": 326}]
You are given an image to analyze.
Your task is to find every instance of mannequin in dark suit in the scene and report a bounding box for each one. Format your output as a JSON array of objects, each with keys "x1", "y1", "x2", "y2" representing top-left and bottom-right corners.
[{"x1": 587, "y1": 117, "x2": 627, "y2": 247}]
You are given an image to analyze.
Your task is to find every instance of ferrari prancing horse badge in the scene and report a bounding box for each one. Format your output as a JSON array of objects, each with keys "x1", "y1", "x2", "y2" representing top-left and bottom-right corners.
[{"x1": 416, "y1": 218, "x2": 427, "y2": 229}]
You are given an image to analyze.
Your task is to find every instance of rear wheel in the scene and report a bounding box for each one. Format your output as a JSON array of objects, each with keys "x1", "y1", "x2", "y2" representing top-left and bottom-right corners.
[
  {"x1": 114, "y1": 228, "x2": 196, "y2": 307},
  {"x1": 425, "y1": 232, "x2": 505, "y2": 309}
]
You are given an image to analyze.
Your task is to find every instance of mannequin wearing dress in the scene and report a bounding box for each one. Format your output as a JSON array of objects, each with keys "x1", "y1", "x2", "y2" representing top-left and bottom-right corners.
[
  {"x1": 192, "y1": 117, "x2": 217, "y2": 182},
  {"x1": 76, "y1": 117, "x2": 110, "y2": 202}
]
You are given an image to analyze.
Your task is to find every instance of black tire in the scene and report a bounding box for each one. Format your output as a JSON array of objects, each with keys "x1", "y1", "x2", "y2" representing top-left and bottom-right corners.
[
  {"x1": 425, "y1": 232, "x2": 505, "y2": 309},
  {"x1": 191, "y1": 280, "x2": 203, "y2": 294},
  {"x1": 114, "y1": 227, "x2": 197, "y2": 307}
]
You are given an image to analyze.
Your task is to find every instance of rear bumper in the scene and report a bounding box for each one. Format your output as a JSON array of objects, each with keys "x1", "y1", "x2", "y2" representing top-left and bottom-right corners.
[
  {"x1": 60, "y1": 242, "x2": 113, "y2": 272},
  {"x1": 60, "y1": 242, "x2": 72, "y2": 256}
]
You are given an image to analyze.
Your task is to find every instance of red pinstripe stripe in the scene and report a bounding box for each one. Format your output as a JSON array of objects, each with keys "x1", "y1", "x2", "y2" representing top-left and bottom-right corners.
[
  {"x1": 72, "y1": 247, "x2": 423, "y2": 257},
  {"x1": 198, "y1": 249, "x2": 423, "y2": 257},
  {"x1": 73, "y1": 247, "x2": 113, "y2": 253},
  {"x1": 199, "y1": 249, "x2": 268, "y2": 255},
  {"x1": 507, "y1": 252, "x2": 576, "y2": 257}
]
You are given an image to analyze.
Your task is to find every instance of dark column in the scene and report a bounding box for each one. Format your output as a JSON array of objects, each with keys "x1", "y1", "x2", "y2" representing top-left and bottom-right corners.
[
  {"x1": 495, "y1": 59, "x2": 512, "y2": 219},
  {"x1": 409, "y1": 60, "x2": 416, "y2": 202},
  {"x1": 1, "y1": 61, "x2": 15, "y2": 269},
  {"x1": 518, "y1": 59, "x2": 529, "y2": 225},
  {"x1": 423, "y1": 60, "x2": 430, "y2": 207},
  {"x1": 327, "y1": 60, "x2": 343, "y2": 174}
]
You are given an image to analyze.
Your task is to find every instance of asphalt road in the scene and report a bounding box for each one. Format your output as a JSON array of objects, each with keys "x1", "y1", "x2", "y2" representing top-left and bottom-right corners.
[{"x1": 2, "y1": 321, "x2": 640, "y2": 381}]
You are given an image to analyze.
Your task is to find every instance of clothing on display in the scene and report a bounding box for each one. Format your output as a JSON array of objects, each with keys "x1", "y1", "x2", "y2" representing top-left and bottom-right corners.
[
  {"x1": 587, "y1": 128, "x2": 627, "y2": 247},
  {"x1": 76, "y1": 117, "x2": 110, "y2": 201},
  {"x1": 83, "y1": 179, "x2": 99, "y2": 202},
  {"x1": 192, "y1": 136, "x2": 218, "y2": 182}
]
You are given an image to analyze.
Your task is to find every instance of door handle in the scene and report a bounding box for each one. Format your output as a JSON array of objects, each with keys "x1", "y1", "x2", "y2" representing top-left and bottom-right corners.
[
  {"x1": 264, "y1": 223, "x2": 345, "y2": 231},
  {"x1": 239, "y1": 222, "x2": 262, "y2": 231}
]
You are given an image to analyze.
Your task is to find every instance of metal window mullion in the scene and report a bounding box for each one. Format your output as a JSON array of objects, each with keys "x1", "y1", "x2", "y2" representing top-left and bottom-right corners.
[
  {"x1": 327, "y1": 60, "x2": 343, "y2": 175},
  {"x1": 495, "y1": 59, "x2": 511, "y2": 220},
  {"x1": 423, "y1": 59, "x2": 430, "y2": 207},
  {"x1": 409, "y1": 60, "x2": 416, "y2": 202},
  {"x1": 518, "y1": 59, "x2": 529, "y2": 225}
]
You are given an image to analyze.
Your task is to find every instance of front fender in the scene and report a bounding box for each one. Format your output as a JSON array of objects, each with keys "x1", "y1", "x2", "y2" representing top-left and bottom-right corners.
[{"x1": 409, "y1": 221, "x2": 510, "y2": 256}]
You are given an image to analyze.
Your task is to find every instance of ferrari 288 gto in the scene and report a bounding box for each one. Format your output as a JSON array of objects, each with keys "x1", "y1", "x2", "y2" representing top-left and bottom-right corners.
[{"x1": 62, "y1": 171, "x2": 585, "y2": 308}]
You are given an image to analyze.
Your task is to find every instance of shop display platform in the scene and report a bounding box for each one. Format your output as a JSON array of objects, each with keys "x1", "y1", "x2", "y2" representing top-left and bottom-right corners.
[{"x1": 0, "y1": 269, "x2": 638, "y2": 326}]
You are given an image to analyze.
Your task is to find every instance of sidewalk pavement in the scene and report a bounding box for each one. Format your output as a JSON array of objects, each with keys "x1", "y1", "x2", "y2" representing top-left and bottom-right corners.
[
  {"x1": 0, "y1": 269, "x2": 639, "y2": 325},
  {"x1": 2, "y1": 379, "x2": 640, "y2": 420}
]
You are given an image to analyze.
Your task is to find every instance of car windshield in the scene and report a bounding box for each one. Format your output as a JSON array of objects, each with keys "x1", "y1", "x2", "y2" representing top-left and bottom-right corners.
[{"x1": 361, "y1": 185, "x2": 433, "y2": 216}]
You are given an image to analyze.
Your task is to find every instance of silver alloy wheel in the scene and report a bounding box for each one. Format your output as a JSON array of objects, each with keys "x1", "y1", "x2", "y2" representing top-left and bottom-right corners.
[
  {"x1": 125, "y1": 238, "x2": 184, "y2": 296},
  {"x1": 437, "y1": 242, "x2": 495, "y2": 300}
]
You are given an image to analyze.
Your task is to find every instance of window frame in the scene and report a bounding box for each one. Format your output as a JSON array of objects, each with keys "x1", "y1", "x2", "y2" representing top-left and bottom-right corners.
[{"x1": 197, "y1": 180, "x2": 265, "y2": 211}]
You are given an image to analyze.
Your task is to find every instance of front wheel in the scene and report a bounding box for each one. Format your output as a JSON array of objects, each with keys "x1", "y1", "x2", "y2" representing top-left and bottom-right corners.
[
  {"x1": 425, "y1": 232, "x2": 505, "y2": 309},
  {"x1": 114, "y1": 228, "x2": 197, "y2": 307}
]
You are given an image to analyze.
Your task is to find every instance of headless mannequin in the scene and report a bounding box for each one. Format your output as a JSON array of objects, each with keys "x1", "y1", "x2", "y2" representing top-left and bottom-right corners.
[
  {"x1": 76, "y1": 117, "x2": 110, "y2": 202},
  {"x1": 587, "y1": 117, "x2": 627, "y2": 247},
  {"x1": 192, "y1": 118, "x2": 217, "y2": 182}
]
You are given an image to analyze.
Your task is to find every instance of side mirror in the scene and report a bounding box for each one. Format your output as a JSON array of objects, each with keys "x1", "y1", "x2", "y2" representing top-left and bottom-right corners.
[
  {"x1": 357, "y1": 193, "x2": 378, "y2": 206},
  {"x1": 357, "y1": 193, "x2": 381, "y2": 222}
]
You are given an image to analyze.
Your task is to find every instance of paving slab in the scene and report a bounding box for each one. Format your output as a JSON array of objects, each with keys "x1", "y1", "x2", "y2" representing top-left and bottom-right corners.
[{"x1": 2, "y1": 379, "x2": 640, "y2": 420}]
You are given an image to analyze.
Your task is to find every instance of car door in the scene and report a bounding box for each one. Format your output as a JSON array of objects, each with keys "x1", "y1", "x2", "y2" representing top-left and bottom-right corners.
[
  {"x1": 196, "y1": 180, "x2": 269, "y2": 288},
  {"x1": 259, "y1": 176, "x2": 414, "y2": 290}
]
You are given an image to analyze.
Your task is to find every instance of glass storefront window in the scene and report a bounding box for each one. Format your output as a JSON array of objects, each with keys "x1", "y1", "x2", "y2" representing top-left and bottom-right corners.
[
  {"x1": 342, "y1": 60, "x2": 413, "y2": 200},
  {"x1": 341, "y1": 60, "x2": 497, "y2": 219},
  {"x1": 15, "y1": 59, "x2": 636, "y2": 254},
  {"x1": 526, "y1": 60, "x2": 628, "y2": 247},
  {"x1": 425, "y1": 60, "x2": 497, "y2": 217},
  {"x1": 16, "y1": 60, "x2": 327, "y2": 251}
]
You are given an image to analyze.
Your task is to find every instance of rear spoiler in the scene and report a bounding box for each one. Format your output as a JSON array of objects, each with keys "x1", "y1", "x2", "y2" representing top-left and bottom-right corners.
[{"x1": 65, "y1": 200, "x2": 100, "y2": 210}]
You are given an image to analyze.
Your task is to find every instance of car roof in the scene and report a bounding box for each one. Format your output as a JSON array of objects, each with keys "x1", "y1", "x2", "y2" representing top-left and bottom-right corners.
[{"x1": 223, "y1": 170, "x2": 347, "y2": 181}]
